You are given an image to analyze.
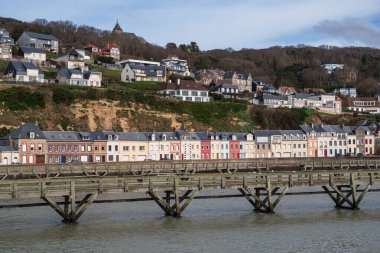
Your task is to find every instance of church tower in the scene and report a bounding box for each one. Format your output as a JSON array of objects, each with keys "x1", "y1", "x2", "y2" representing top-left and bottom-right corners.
[{"x1": 112, "y1": 19, "x2": 123, "y2": 35}]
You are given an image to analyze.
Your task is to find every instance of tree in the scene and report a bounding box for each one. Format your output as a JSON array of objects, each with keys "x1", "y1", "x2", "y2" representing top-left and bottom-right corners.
[
  {"x1": 189, "y1": 41, "x2": 200, "y2": 52},
  {"x1": 166, "y1": 42, "x2": 177, "y2": 50}
]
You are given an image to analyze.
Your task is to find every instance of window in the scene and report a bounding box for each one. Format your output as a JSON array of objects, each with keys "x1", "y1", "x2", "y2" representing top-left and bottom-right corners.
[
  {"x1": 115, "y1": 145, "x2": 118, "y2": 152},
  {"x1": 38, "y1": 144, "x2": 42, "y2": 151},
  {"x1": 108, "y1": 155, "x2": 113, "y2": 161},
  {"x1": 30, "y1": 144, "x2": 35, "y2": 151},
  {"x1": 123, "y1": 146, "x2": 129, "y2": 151},
  {"x1": 108, "y1": 145, "x2": 112, "y2": 152},
  {"x1": 62, "y1": 145, "x2": 66, "y2": 152},
  {"x1": 30, "y1": 132, "x2": 35, "y2": 139},
  {"x1": 139, "y1": 146, "x2": 145, "y2": 151},
  {"x1": 81, "y1": 145, "x2": 85, "y2": 152},
  {"x1": 87, "y1": 146, "x2": 92, "y2": 152}
]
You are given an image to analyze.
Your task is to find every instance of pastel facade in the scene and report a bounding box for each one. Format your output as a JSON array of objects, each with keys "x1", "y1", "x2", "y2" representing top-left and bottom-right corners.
[
  {"x1": 121, "y1": 64, "x2": 166, "y2": 82},
  {"x1": 159, "y1": 80, "x2": 210, "y2": 102}
]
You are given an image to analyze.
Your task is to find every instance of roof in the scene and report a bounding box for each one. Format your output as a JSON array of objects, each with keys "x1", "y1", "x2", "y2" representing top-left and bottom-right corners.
[
  {"x1": 2, "y1": 123, "x2": 45, "y2": 140},
  {"x1": 59, "y1": 68, "x2": 83, "y2": 79},
  {"x1": 8, "y1": 61, "x2": 43, "y2": 75},
  {"x1": 215, "y1": 84, "x2": 239, "y2": 89},
  {"x1": 223, "y1": 71, "x2": 236, "y2": 79},
  {"x1": 129, "y1": 65, "x2": 166, "y2": 77},
  {"x1": 19, "y1": 46, "x2": 45, "y2": 54},
  {"x1": 90, "y1": 132, "x2": 107, "y2": 141},
  {"x1": 113, "y1": 21, "x2": 123, "y2": 32},
  {"x1": 278, "y1": 86, "x2": 297, "y2": 94},
  {"x1": 84, "y1": 44, "x2": 98, "y2": 49},
  {"x1": 0, "y1": 146, "x2": 18, "y2": 152},
  {"x1": 344, "y1": 97, "x2": 380, "y2": 107},
  {"x1": 118, "y1": 132, "x2": 150, "y2": 141},
  {"x1": 160, "y1": 80, "x2": 207, "y2": 91},
  {"x1": 292, "y1": 93, "x2": 313, "y2": 99},
  {"x1": 24, "y1": 31, "x2": 58, "y2": 41},
  {"x1": 43, "y1": 131, "x2": 80, "y2": 141}
]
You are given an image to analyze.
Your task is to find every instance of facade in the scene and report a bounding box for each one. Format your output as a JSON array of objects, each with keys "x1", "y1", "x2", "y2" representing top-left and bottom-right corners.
[
  {"x1": 58, "y1": 68, "x2": 102, "y2": 87},
  {"x1": 17, "y1": 31, "x2": 59, "y2": 53},
  {"x1": 18, "y1": 47, "x2": 46, "y2": 66},
  {"x1": 159, "y1": 80, "x2": 210, "y2": 102},
  {"x1": 83, "y1": 44, "x2": 99, "y2": 55},
  {"x1": 306, "y1": 94, "x2": 342, "y2": 114},
  {"x1": 262, "y1": 94, "x2": 289, "y2": 108},
  {"x1": 161, "y1": 56, "x2": 191, "y2": 77},
  {"x1": 121, "y1": 64, "x2": 166, "y2": 82},
  {"x1": 219, "y1": 71, "x2": 252, "y2": 92},
  {"x1": 98, "y1": 43, "x2": 120, "y2": 60},
  {"x1": 333, "y1": 88, "x2": 357, "y2": 98},
  {"x1": 4, "y1": 61, "x2": 44, "y2": 83},
  {"x1": 116, "y1": 59, "x2": 160, "y2": 69},
  {"x1": 344, "y1": 97, "x2": 380, "y2": 114},
  {"x1": 57, "y1": 49, "x2": 86, "y2": 69},
  {"x1": 210, "y1": 84, "x2": 239, "y2": 98},
  {"x1": 2, "y1": 122, "x2": 379, "y2": 165},
  {"x1": 0, "y1": 28, "x2": 14, "y2": 59}
]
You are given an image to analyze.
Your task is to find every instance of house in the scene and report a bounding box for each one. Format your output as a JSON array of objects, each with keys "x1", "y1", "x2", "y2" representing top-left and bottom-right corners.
[
  {"x1": 333, "y1": 87, "x2": 357, "y2": 97},
  {"x1": 0, "y1": 146, "x2": 19, "y2": 165},
  {"x1": 17, "y1": 31, "x2": 59, "y2": 53},
  {"x1": 0, "y1": 28, "x2": 14, "y2": 59},
  {"x1": 57, "y1": 48, "x2": 86, "y2": 70},
  {"x1": 118, "y1": 132, "x2": 150, "y2": 161},
  {"x1": 321, "y1": 64, "x2": 344, "y2": 74},
  {"x1": 288, "y1": 93, "x2": 313, "y2": 108},
  {"x1": 277, "y1": 86, "x2": 297, "y2": 96},
  {"x1": 58, "y1": 68, "x2": 102, "y2": 87},
  {"x1": 262, "y1": 83, "x2": 277, "y2": 94},
  {"x1": 18, "y1": 47, "x2": 46, "y2": 66},
  {"x1": 158, "y1": 79, "x2": 210, "y2": 102},
  {"x1": 148, "y1": 132, "x2": 181, "y2": 160},
  {"x1": 252, "y1": 81, "x2": 265, "y2": 93},
  {"x1": 121, "y1": 64, "x2": 166, "y2": 82},
  {"x1": 343, "y1": 97, "x2": 380, "y2": 114},
  {"x1": 262, "y1": 94, "x2": 289, "y2": 108},
  {"x1": 306, "y1": 94, "x2": 342, "y2": 114},
  {"x1": 0, "y1": 123, "x2": 46, "y2": 164},
  {"x1": 4, "y1": 61, "x2": 44, "y2": 83},
  {"x1": 220, "y1": 71, "x2": 252, "y2": 92},
  {"x1": 161, "y1": 56, "x2": 191, "y2": 77},
  {"x1": 210, "y1": 84, "x2": 239, "y2": 98},
  {"x1": 98, "y1": 43, "x2": 120, "y2": 60},
  {"x1": 83, "y1": 44, "x2": 99, "y2": 55}
]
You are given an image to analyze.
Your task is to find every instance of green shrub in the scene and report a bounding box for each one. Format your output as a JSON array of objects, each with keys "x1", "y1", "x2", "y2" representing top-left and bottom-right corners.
[{"x1": 0, "y1": 87, "x2": 45, "y2": 110}]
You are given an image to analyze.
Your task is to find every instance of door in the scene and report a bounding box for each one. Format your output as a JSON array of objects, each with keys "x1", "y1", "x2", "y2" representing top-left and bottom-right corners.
[
  {"x1": 61, "y1": 155, "x2": 66, "y2": 164},
  {"x1": 36, "y1": 155, "x2": 45, "y2": 164},
  {"x1": 324, "y1": 149, "x2": 328, "y2": 157}
]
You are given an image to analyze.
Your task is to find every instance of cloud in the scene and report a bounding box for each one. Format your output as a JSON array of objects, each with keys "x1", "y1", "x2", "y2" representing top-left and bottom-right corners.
[{"x1": 314, "y1": 17, "x2": 380, "y2": 47}]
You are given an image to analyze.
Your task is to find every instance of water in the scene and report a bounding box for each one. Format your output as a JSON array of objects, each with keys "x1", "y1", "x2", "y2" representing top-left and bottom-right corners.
[{"x1": 0, "y1": 189, "x2": 380, "y2": 253}]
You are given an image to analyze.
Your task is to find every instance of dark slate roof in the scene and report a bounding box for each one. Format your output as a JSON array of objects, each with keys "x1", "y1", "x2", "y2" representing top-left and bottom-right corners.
[
  {"x1": 59, "y1": 68, "x2": 83, "y2": 79},
  {"x1": 24, "y1": 31, "x2": 58, "y2": 41},
  {"x1": 278, "y1": 130, "x2": 305, "y2": 135},
  {"x1": 215, "y1": 84, "x2": 239, "y2": 89},
  {"x1": 263, "y1": 94, "x2": 288, "y2": 101},
  {"x1": 2, "y1": 123, "x2": 45, "y2": 140},
  {"x1": 113, "y1": 21, "x2": 123, "y2": 31},
  {"x1": 118, "y1": 132, "x2": 150, "y2": 141},
  {"x1": 83, "y1": 69, "x2": 101, "y2": 79},
  {"x1": 43, "y1": 131, "x2": 80, "y2": 141},
  {"x1": 0, "y1": 36, "x2": 14, "y2": 45},
  {"x1": 90, "y1": 132, "x2": 107, "y2": 141},
  {"x1": 9, "y1": 61, "x2": 43, "y2": 75},
  {"x1": 19, "y1": 46, "x2": 45, "y2": 54},
  {"x1": 223, "y1": 71, "x2": 236, "y2": 79},
  {"x1": 292, "y1": 93, "x2": 312, "y2": 99},
  {"x1": 254, "y1": 130, "x2": 280, "y2": 137},
  {"x1": 130, "y1": 65, "x2": 166, "y2": 77}
]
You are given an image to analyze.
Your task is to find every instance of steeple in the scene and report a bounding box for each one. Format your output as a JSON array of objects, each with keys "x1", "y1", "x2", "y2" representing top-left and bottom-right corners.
[{"x1": 112, "y1": 19, "x2": 123, "y2": 35}]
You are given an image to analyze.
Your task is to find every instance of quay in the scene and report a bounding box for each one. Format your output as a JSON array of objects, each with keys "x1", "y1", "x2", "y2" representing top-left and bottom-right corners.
[{"x1": 0, "y1": 158, "x2": 379, "y2": 223}]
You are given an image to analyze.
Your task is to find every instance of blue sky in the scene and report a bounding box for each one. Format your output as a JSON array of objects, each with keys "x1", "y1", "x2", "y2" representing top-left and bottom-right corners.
[{"x1": 1, "y1": 0, "x2": 380, "y2": 50}]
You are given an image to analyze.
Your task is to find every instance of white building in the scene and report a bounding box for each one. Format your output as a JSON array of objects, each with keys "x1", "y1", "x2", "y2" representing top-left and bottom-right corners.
[
  {"x1": 4, "y1": 61, "x2": 44, "y2": 83},
  {"x1": 158, "y1": 79, "x2": 210, "y2": 102},
  {"x1": 18, "y1": 47, "x2": 46, "y2": 66},
  {"x1": 161, "y1": 56, "x2": 191, "y2": 77},
  {"x1": 58, "y1": 68, "x2": 102, "y2": 87},
  {"x1": 121, "y1": 64, "x2": 166, "y2": 82}
]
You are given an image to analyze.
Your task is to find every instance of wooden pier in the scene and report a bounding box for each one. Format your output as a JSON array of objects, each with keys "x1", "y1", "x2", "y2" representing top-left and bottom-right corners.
[{"x1": 0, "y1": 160, "x2": 379, "y2": 223}]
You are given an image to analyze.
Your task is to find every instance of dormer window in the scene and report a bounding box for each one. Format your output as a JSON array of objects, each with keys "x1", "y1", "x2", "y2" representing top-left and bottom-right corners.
[
  {"x1": 108, "y1": 135, "x2": 112, "y2": 140},
  {"x1": 162, "y1": 134, "x2": 167, "y2": 141},
  {"x1": 30, "y1": 132, "x2": 35, "y2": 139},
  {"x1": 114, "y1": 135, "x2": 119, "y2": 140}
]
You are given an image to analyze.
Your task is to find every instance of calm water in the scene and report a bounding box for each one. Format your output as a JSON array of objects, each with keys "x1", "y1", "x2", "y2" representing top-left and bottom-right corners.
[{"x1": 0, "y1": 189, "x2": 380, "y2": 253}]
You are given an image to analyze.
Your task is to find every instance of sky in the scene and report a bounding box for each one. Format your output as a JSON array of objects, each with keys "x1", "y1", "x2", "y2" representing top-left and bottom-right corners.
[{"x1": 1, "y1": 0, "x2": 380, "y2": 50}]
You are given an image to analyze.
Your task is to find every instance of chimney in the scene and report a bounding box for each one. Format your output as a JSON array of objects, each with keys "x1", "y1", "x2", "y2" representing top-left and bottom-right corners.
[
  {"x1": 35, "y1": 121, "x2": 39, "y2": 126},
  {"x1": 311, "y1": 123, "x2": 314, "y2": 128},
  {"x1": 177, "y1": 79, "x2": 181, "y2": 86}
]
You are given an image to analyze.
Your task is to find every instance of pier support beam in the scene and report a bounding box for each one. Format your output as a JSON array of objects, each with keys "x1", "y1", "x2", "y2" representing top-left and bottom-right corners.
[
  {"x1": 148, "y1": 189, "x2": 198, "y2": 217},
  {"x1": 239, "y1": 185, "x2": 288, "y2": 213},
  {"x1": 322, "y1": 174, "x2": 371, "y2": 210},
  {"x1": 42, "y1": 193, "x2": 98, "y2": 223}
]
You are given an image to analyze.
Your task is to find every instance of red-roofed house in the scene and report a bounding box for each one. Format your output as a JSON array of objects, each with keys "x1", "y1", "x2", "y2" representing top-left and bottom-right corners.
[
  {"x1": 278, "y1": 86, "x2": 297, "y2": 95},
  {"x1": 97, "y1": 43, "x2": 120, "y2": 60},
  {"x1": 344, "y1": 97, "x2": 380, "y2": 114},
  {"x1": 158, "y1": 79, "x2": 210, "y2": 102},
  {"x1": 83, "y1": 44, "x2": 99, "y2": 55}
]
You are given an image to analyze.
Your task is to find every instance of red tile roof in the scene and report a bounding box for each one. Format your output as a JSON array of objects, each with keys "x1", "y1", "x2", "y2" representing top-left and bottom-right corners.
[
  {"x1": 344, "y1": 97, "x2": 380, "y2": 107},
  {"x1": 278, "y1": 86, "x2": 297, "y2": 94}
]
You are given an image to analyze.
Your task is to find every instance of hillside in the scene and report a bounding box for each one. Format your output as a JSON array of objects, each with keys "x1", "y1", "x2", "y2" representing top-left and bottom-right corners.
[
  {"x1": 1, "y1": 17, "x2": 380, "y2": 96},
  {"x1": 0, "y1": 84, "x2": 376, "y2": 136}
]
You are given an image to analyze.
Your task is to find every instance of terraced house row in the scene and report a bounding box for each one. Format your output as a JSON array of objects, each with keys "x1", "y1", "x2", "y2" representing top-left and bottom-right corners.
[{"x1": 0, "y1": 121, "x2": 379, "y2": 165}]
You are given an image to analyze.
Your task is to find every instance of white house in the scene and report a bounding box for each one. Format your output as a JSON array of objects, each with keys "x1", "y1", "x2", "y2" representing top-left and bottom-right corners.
[
  {"x1": 121, "y1": 64, "x2": 166, "y2": 82},
  {"x1": 4, "y1": 61, "x2": 44, "y2": 83},
  {"x1": 18, "y1": 47, "x2": 46, "y2": 66},
  {"x1": 210, "y1": 84, "x2": 239, "y2": 98},
  {"x1": 58, "y1": 68, "x2": 102, "y2": 87},
  {"x1": 116, "y1": 59, "x2": 160, "y2": 69},
  {"x1": 161, "y1": 56, "x2": 191, "y2": 77},
  {"x1": 57, "y1": 49, "x2": 86, "y2": 70},
  {"x1": 159, "y1": 79, "x2": 210, "y2": 102},
  {"x1": 0, "y1": 28, "x2": 14, "y2": 59}
]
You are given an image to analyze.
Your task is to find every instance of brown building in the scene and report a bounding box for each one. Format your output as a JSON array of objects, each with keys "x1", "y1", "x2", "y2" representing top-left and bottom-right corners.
[{"x1": 0, "y1": 123, "x2": 46, "y2": 164}]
